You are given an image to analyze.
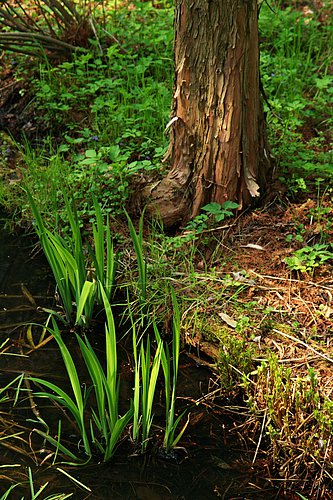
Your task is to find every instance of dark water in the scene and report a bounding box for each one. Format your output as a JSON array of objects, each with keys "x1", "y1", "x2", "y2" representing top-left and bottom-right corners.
[
  {"x1": 0, "y1": 227, "x2": 54, "y2": 329},
  {"x1": 0, "y1": 228, "x2": 284, "y2": 499}
]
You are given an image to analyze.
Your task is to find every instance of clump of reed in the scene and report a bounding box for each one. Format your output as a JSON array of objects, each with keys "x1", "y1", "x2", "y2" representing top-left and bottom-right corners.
[
  {"x1": 29, "y1": 286, "x2": 187, "y2": 463},
  {"x1": 31, "y1": 287, "x2": 133, "y2": 463},
  {"x1": 27, "y1": 191, "x2": 117, "y2": 327},
  {"x1": 24, "y1": 195, "x2": 187, "y2": 462}
]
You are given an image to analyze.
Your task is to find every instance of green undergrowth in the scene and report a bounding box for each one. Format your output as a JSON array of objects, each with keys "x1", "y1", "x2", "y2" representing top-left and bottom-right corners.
[
  {"x1": 259, "y1": 0, "x2": 333, "y2": 193},
  {"x1": 0, "y1": 2, "x2": 174, "y2": 223}
]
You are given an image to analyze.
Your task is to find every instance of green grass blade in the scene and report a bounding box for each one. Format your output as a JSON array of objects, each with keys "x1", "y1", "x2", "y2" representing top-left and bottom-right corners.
[
  {"x1": 50, "y1": 320, "x2": 84, "y2": 414},
  {"x1": 33, "y1": 429, "x2": 81, "y2": 462},
  {"x1": 29, "y1": 378, "x2": 81, "y2": 425},
  {"x1": 99, "y1": 282, "x2": 118, "y2": 427},
  {"x1": 140, "y1": 337, "x2": 162, "y2": 450},
  {"x1": 146, "y1": 340, "x2": 162, "y2": 421},
  {"x1": 132, "y1": 322, "x2": 140, "y2": 442},
  {"x1": 26, "y1": 189, "x2": 46, "y2": 235},
  {"x1": 48, "y1": 319, "x2": 90, "y2": 454},
  {"x1": 29, "y1": 466, "x2": 50, "y2": 499},
  {"x1": 171, "y1": 287, "x2": 180, "y2": 378},
  {"x1": 104, "y1": 407, "x2": 133, "y2": 462},
  {"x1": 63, "y1": 195, "x2": 86, "y2": 286},
  {"x1": 92, "y1": 197, "x2": 105, "y2": 284},
  {"x1": 27, "y1": 190, "x2": 74, "y2": 319},
  {"x1": 153, "y1": 322, "x2": 171, "y2": 415},
  {"x1": 125, "y1": 210, "x2": 147, "y2": 303},
  {"x1": 75, "y1": 280, "x2": 96, "y2": 325},
  {"x1": 167, "y1": 411, "x2": 190, "y2": 449},
  {"x1": 105, "y1": 217, "x2": 117, "y2": 300},
  {"x1": 0, "y1": 484, "x2": 20, "y2": 499},
  {"x1": 76, "y1": 334, "x2": 107, "y2": 439}
]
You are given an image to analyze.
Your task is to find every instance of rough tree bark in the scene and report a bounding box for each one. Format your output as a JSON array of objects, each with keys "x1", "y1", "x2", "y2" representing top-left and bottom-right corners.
[{"x1": 146, "y1": 0, "x2": 272, "y2": 227}]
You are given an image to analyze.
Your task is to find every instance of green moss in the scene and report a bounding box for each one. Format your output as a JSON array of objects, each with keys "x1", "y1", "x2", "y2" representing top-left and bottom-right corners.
[{"x1": 193, "y1": 316, "x2": 256, "y2": 392}]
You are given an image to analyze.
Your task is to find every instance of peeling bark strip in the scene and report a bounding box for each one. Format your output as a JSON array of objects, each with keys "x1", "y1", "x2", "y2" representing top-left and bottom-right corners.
[{"x1": 147, "y1": 0, "x2": 271, "y2": 227}]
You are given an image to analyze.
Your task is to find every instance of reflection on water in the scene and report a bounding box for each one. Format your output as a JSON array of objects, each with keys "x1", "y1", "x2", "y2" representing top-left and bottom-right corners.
[
  {"x1": 0, "y1": 227, "x2": 54, "y2": 329},
  {"x1": 0, "y1": 227, "x2": 282, "y2": 499}
]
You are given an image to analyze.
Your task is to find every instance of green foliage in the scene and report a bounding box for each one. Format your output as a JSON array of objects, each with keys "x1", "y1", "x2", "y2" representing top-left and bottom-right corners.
[
  {"x1": 1, "y1": 2, "x2": 332, "y2": 490},
  {"x1": 27, "y1": 191, "x2": 117, "y2": 326},
  {"x1": 285, "y1": 222, "x2": 305, "y2": 243},
  {"x1": 28, "y1": 288, "x2": 185, "y2": 462},
  {"x1": 34, "y1": 46, "x2": 172, "y2": 143},
  {"x1": 0, "y1": 2, "x2": 173, "y2": 220},
  {"x1": 284, "y1": 244, "x2": 333, "y2": 273},
  {"x1": 184, "y1": 201, "x2": 239, "y2": 235},
  {"x1": 31, "y1": 307, "x2": 133, "y2": 463},
  {"x1": 259, "y1": 2, "x2": 333, "y2": 184},
  {"x1": 202, "y1": 201, "x2": 239, "y2": 222},
  {"x1": 218, "y1": 336, "x2": 255, "y2": 392},
  {"x1": 244, "y1": 355, "x2": 333, "y2": 479}
]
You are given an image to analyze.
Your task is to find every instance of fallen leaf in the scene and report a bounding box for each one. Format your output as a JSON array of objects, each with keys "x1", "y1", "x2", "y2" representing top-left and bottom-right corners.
[
  {"x1": 218, "y1": 312, "x2": 237, "y2": 328},
  {"x1": 243, "y1": 244, "x2": 264, "y2": 250}
]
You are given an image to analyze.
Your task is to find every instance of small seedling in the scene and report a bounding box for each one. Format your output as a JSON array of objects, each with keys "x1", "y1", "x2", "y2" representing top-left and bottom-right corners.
[
  {"x1": 201, "y1": 201, "x2": 239, "y2": 222},
  {"x1": 184, "y1": 201, "x2": 239, "y2": 235},
  {"x1": 284, "y1": 244, "x2": 333, "y2": 273}
]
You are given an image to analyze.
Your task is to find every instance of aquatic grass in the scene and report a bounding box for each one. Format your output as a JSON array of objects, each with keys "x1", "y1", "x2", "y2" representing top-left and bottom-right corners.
[
  {"x1": 30, "y1": 317, "x2": 91, "y2": 460},
  {"x1": 27, "y1": 191, "x2": 117, "y2": 326},
  {"x1": 130, "y1": 288, "x2": 187, "y2": 452},
  {"x1": 87, "y1": 283, "x2": 134, "y2": 461},
  {"x1": 139, "y1": 337, "x2": 162, "y2": 452},
  {"x1": 154, "y1": 288, "x2": 189, "y2": 451},
  {"x1": 99, "y1": 283, "x2": 118, "y2": 428},
  {"x1": 130, "y1": 333, "x2": 163, "y2": 453},
  {"x1": 0, "y1": 484, "x2": 18, "y2": 500},
  {"x1": 76, "y1": 331, "x2": 133, "y2": 461},
  {"x1": 27, "y1": 190, "x2": 74, "y2": 321},
  {"x1": 0, "y1": 467, "x2": 74, "y2": 500},
  {"x1": 27, "y1": 466, "x2": 75, "y2": 499},
  {"x1": 126, "y1": 210, "x2": 147, "y2": 305},
  {"x1": 30, "y1": 285, "x2": 132, "y2": 463},
  {"x1": 132, "y1": 321, "x2": 141, "y2": 443},
  {"x1": 74, "y1": 280, "x2": 96, "y2": 326},
  {"x1": 63, "y1": 195, "x2": 86, "y2": 290},
  {"x1": 0, "y1": 373, "x2": 25, "y2": 406},
  {"x1": 34, "y1": 424, "x2": 81, "y2": 463},
  {"x1": 129, "y1": 292, "x2": 160, "y2": 451}
]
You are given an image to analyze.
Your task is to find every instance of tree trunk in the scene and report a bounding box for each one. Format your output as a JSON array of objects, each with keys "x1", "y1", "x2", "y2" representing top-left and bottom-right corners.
[{"x1": 146, "y1": 0, "x2": 272, "y2": 227}]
